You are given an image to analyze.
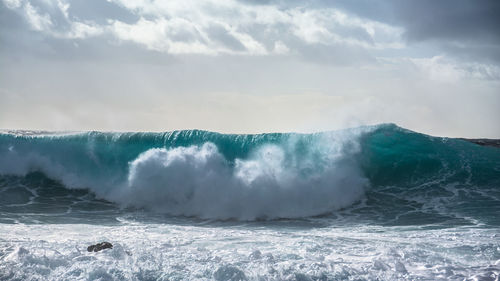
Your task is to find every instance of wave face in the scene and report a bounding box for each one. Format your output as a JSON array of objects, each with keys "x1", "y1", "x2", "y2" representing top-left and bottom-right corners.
[{"x1": 1, "y1": 124, "x2": 499, "y2": 221}]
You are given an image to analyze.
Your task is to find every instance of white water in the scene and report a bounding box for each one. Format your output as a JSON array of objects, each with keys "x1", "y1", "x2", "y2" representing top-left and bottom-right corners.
[
  {"x1": 115, "y1": 142, "x2": 367, "y2": 220},
  {"x1": 0, "y1": 132, "x2": 370, "y2": 220},
  {"x1": 1, "y1": 219, "x2": 498, "y2": 280},
  {"x1": 1, "y1": 127, "x2": 499, "y2": 280}
]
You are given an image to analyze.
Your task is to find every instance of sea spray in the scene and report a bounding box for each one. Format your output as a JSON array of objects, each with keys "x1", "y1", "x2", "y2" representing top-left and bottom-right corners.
[
  {"x1": 118, "y1": 142, "x2": 367, "y2": 219},
  {"x1": 0, "y1": 127, "x2": 370, "y2": 219},
  {"x1": 0, "y1": 124, "x2": 498, "y2": 221}
]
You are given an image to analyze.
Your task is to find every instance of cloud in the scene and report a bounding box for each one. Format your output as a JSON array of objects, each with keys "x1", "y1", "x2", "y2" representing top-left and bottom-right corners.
[
  {"x1": 1, "y1": 0, "x2": 104, "y2": 40},
  {"x1": 3, "y1": 0, "x2": 21, "y2": 9},
  {"x1": 409, "y1": 56, "x2": 500, "y2": 82},
  {"x1": 106, "y1": 0, "x2": 401, "y2": 57},
  {"x1": 1, "y1": 0, "x2": 403, "y2": 61},
  {"x1": 2, "y1": 0, "x2": 498, "y2": 67},
  {"x1": 330, "y1": 0, "x2": 500, "y2": 64},
  {"x1": 23, "y1": 2, "x2": 52, "y2": 31},
  {"x1": 394, "y1": 1, "x2": 500, "y2": 44}
]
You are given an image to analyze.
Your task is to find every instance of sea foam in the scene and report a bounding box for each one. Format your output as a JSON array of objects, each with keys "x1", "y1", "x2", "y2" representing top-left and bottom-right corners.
[
  {"x1": 0, "y1": 129, "x2": 369, "y2": 220},
  {"x1": 118, "y1": 141, "x2": 368, "y2": 219}
]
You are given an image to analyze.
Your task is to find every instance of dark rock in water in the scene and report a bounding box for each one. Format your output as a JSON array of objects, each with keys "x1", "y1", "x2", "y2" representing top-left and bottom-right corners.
[
  {"x1": 460, "y1": 138, "x2": 500, "y2": 148},
  {"x1": 213, "y1": 265, "x2": 247, "y2": 281},
  {"x1": 87, "y1": 242, "x2": 113, "y2": 252}
]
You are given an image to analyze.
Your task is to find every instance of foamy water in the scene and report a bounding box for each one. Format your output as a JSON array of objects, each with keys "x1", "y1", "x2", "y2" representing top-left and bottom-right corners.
[
  {"x1": 1, "y1": 218, "x2": 499, "y2": 280},
  {"x1": 1, "y1": 124, "x2": 499, "y2": 280}
]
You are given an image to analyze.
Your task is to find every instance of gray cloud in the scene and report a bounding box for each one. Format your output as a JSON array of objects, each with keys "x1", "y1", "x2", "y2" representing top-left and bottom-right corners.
[
  {"x1": 1, "y1": 0, "x2": 403, "y2": 63},
  {"x1": 3, "y1": 0, "x2": 499, "y2": 64},
  {"x1": 394, "y1": 0, "x2": 500, "y2": 64},
  {"x1": 239, "y1": 0, "x2": 500, "y2": 65},
  {"x1": 206, "y1": 24, "x2": 247, "y2": 51},
  {"x1": 325, "y1": 0, "x2": 500, "y2": 63},
  {"x1": 393, "y1": 1, "x2": 500, "y2": 43},
  {"x1": 67, "y1": 0, "x2": 138, "y2": 25}
]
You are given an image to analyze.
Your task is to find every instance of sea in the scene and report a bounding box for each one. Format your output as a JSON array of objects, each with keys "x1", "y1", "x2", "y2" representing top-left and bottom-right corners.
[{"x1": 0, "y1": 124, "x2": 499, "y2": 280}]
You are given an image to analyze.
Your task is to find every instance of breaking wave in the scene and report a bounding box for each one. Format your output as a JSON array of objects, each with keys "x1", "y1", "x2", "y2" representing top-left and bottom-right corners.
[{"x1": 0, "y1": 124, "x2": 499, "y2": 221}]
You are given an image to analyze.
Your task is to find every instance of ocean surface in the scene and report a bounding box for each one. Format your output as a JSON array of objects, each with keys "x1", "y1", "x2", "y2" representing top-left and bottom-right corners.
[{"x1": 0, "y1": 124, "x2": 499, "y2": 280}]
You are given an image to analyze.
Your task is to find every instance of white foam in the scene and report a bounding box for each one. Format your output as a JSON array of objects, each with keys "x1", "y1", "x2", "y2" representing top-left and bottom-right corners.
[
  {"x1": 0, "y1": 132, "x2": 369, "y2": 220},
  {"x1": 113, "y1": 138, "x2": 368, "y2": 220},
  {"x1": 0, "y1": 147, "x2": 85, "y2": 188},
  {"x1": 0, "y1": 222, "x2": 496, "y2": 280}
]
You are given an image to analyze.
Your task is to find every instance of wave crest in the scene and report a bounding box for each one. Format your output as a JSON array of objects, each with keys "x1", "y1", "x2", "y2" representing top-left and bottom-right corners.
[{"x1": 5, "y1": 124, "x2": 496, "y2": 221}]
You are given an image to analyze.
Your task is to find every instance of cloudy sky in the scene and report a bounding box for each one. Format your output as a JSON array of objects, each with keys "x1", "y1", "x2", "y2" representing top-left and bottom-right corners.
[{"x1": 1, "y1": 0, "x2": 499, "y2": 137}]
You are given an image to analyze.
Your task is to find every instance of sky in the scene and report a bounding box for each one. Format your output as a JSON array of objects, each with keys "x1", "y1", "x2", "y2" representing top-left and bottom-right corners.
[{"x1": 0, "y1": 0, "x2": 499, "y2": 137}]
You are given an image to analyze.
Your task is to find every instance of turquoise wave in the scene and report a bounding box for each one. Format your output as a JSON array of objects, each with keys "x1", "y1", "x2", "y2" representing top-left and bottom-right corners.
[{"x1": 0, "y1": 124, "x2": 499, "y2": 222}]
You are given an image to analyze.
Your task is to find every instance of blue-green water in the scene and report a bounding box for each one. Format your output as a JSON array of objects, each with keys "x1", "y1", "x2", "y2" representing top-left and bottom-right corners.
[{"x1": 0, "y1": 124, "x2": 499, "y2": 280}]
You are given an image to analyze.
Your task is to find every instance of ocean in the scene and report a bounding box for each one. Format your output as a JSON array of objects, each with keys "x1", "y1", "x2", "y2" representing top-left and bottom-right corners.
[{"x1": 0, "y1": 124, "x2": 499, "y2": 280}]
